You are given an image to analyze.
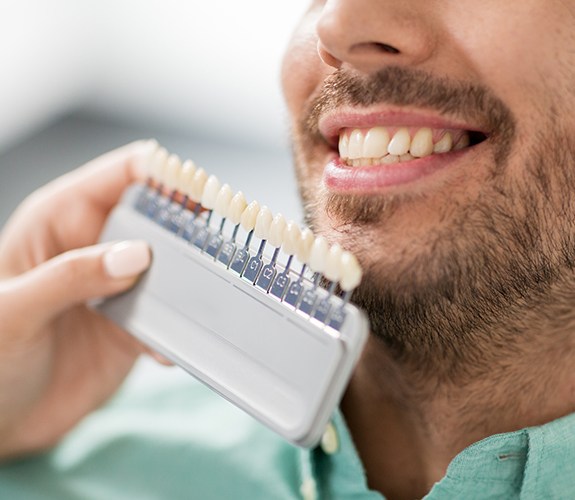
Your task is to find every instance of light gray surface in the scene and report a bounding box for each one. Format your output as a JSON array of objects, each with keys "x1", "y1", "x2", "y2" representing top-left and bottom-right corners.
[{"x1": 0, "y1": 113, "x2": 302, "y2": 227}]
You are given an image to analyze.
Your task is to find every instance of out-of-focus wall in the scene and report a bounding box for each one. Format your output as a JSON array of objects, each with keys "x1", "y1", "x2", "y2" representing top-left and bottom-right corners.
[
  {"x1": 0, "y1": 0, "x2": 95, "y2": 149},
  {"x1": 0, "y1": 0, "x2": 309, "y2": 152}
]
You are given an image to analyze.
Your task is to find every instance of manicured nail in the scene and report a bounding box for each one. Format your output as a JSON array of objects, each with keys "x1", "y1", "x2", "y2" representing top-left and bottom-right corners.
[{"x1": 104, "y1": 240, "x2": 151, "y2": 278}]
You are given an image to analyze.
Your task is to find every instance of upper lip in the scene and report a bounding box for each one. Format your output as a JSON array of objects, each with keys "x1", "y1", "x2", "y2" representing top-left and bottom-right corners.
[{"x1": 318, "y1": 106, "x2": 488, "y2": 148}]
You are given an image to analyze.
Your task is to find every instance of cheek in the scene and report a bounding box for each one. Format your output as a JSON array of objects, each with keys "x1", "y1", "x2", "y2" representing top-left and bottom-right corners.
[
  {"x1": 281, "y1": 12, "x2": 326, "y2": 120},
  {"x1": 446, "y1": 1, "x2": 575, "y2": 113}
]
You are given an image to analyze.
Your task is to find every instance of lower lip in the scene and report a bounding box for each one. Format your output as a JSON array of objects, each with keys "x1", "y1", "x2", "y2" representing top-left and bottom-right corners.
[{"x1": 323, "y1": 150, "x2": 467, "y2": 193}]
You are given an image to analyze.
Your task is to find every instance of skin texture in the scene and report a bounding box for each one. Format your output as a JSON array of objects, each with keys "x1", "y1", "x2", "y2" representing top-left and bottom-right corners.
[
  {"x1": 282, "y1": 0, "x2": 575, "y2": 498},
  {"x1": 0, "y1": 141, "x2": 161, "y2": 459}
]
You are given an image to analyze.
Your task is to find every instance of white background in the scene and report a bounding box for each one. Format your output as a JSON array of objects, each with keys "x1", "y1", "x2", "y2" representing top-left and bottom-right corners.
[{"x1": 0, "y1": 0, "x2": 310, "y2": 152}]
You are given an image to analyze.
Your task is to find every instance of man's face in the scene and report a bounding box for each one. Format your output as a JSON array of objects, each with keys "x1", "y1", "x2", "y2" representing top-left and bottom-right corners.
[{"x1": 282, "y1": 1, "x2": 575, "y2": 369}]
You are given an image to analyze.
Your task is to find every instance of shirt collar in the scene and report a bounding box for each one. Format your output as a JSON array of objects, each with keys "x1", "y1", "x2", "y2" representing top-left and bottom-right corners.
[{"x1": 302, "y1": 410, "x2": 575, "y2": 499}]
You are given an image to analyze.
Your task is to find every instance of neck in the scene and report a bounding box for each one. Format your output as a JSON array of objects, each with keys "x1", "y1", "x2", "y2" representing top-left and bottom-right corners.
[{"x1": 342, "y1": 333, "x2": 575, "y2": 500}]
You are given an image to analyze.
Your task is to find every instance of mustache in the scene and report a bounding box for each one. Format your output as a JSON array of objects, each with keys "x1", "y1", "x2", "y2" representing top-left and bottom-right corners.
[{"x1": 303, "y1": 66, "x2": 516, "y2": 146}]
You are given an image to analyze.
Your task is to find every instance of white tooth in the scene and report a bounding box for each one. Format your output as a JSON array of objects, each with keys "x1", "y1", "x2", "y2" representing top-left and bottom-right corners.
[
  {"x1": 137, "y1": 139, "x2": 159, "y2": 177},
  {"x1": 296, "y1": 228, "x2": 315, "y2": 264},
  {"x1": 282, "y1": 221, "x2": 302, "y2": 256},
  {"x1": 268, "y1": 214, "x2": 287, "y2": 248},
  {"x1": 339, "y1": 251, "x2": 362, "y2": 292},
  {"x1": 201, "y1": 175, "x2": 221, "y2": 210},
  {"x1": 324, "y1": 243, "x2": 343, "y2": 283},
  {"x1": 178, "y1": 160, "x2": 197, "y2": 196},
  {"x1": 338, "y1": 134, "x2": 349, "y2": 159},
  {"x1": 363, "y1": 127, "x2": 390, "y2": 159},
  {"x1": 309, "y1": 236, "x2": 329, "y2": 273},
  {"x1": 189, "y1": 168, "x2": 208, "y2": 203},
  {"x1": 227, "y1": 191, "x2": 247, "y2": 225},
  {"x1": 254, "y1": 205, "x2": 273, "y2": 240},
  {"x1": 348, "y1": 129, "x2": 364, "y2": 160},
  {"x1": 410, "y1": 127, "x2": 434, "y2": 158},
  {"x1": 214, "y1": 184, "x2": 233, "y2": 217},
  {"x1": 400, "y1": 153, "x2": 415, "y2": 162},
  {"x1": 433, "y1": 132, "x2": 453, "y2": 154},
  {"x1": 164, "y1": 154, "x2": 182, "y2": 191},
  {"x1": 382, "y1": 154, "x2": 400, "y2": 164},
  {"x1": 387, "y1": 128, "x2": 411, "y2": 156},
  {"x1": 150, "y1": 147, "x2": 168, "y2": 183},
  {"x1": 240, "y1": 200, "x2": 260, "y2": 231},
  {"x1": 454, "y1": 133, "x2": 470, "y2": 150}
]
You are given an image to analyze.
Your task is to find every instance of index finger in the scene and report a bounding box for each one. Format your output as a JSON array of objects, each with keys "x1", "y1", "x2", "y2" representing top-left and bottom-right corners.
[
  {"x1": 49, "y1": 139, "x2": 157, "y2": 212},
  {"x1": 27, "y1": 140, "x2": 157, "y2": 255}
]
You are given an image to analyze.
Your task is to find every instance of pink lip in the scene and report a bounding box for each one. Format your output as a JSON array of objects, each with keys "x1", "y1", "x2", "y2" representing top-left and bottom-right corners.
[
  {"x1": 323, "y1": 149, "x2": 471, "y2": 193},
  {"x1": 319, "y1": 107, "x2": 484, "y2": 147}
]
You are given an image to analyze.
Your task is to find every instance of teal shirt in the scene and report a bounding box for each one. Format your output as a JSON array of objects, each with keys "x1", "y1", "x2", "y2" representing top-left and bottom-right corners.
[{"x1": 1, "y1": 361, "x2": 574, "y2": 499}]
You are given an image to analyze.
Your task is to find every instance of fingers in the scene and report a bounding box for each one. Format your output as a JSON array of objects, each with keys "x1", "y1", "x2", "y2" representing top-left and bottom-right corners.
[
  {"x1": 2, "y1": 240, "x2": 151, "y2": 327},
  {"x1": 36, "y1": 139, "x2": 157, "y2": 213},
  {"x1": 0, "y1": 140, "x2": 158, "y2": 273}
]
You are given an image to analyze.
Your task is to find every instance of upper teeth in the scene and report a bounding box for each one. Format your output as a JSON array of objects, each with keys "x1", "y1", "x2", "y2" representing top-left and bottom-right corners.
[{"x1": 339, "y1": 126, "x2": 469, "y2": 167}]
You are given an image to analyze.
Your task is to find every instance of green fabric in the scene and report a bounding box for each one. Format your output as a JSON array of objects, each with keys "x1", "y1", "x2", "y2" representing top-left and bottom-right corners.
[{"x1": 1, "y1": 362, "x2": 574, "y2": 499}]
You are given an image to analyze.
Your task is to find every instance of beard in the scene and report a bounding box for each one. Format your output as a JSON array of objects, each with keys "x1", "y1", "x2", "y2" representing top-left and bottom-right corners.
[{"x1": 293, "y1": 67, "x2": 575, "y2": 381}]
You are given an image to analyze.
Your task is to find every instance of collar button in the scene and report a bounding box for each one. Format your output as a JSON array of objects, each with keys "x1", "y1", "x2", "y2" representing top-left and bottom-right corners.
[{"x1": 320, "y1": 421, "x2": 339, "y2": 455}]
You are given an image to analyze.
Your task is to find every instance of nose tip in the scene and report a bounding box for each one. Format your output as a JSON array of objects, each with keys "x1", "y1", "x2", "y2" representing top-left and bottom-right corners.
[{"x1": 316, "y1": 1, "x2": 436, "y2": 73}]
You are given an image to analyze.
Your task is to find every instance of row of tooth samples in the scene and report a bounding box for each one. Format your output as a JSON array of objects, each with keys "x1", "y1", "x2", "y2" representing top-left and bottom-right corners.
[
  {"x1": 339, "y1": 127, "x2": 470, "y2": 166},
  {"x1": 141, "y1": 146, "x2": 363, "y2": 299}
]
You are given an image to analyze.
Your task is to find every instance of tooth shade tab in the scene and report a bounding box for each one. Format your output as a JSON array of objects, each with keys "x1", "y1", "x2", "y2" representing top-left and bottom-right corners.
[
  {"x1": 324, "y1": 243, "x2": 343, "y2": 283},
  {"x1": 228, "y1": 191, "x2": 247, "y2": 225},
  {"x1": 297, "y1": 228, "x2": 315, "y2": 264},
  {"x1": 254, "y1": 205, "x2": 273, "y2": 240},
  {"x1": 309, "y1": 236, "x2": 329, "y2": 274},
  {"x1": 240, "y1": 200, "x2": 260, "y2": 231},
  {"x1": 283, "y1": 221, "x2": 302, "y2": 256},
  {"x1": 201, "y1": 175, "x2": 221, "y2": 210},
  {"x1": 165, "y1": 154, "x2": 182, "y2": 191},
  {"x1": 150, "y1": 147, "x2": 169, "y2": 183},
  {"x1": 178, "y1": 160, "x2": 197, "y2": 195},
  {"x1": 268, "y1": 214, "x2": 287, "y2": 248},
  {"x1": 138, "y1": 140, "x2": 159, "y2": 177},
  {"x1": 214, "y1": 184, "x2": 233, "y2": 217},
  {"x1": 340, "y1": 251, "x2": 362, "y2": 292},
  {"x1": 190, "y1": 168, "x2": 208, "y2": 203}
]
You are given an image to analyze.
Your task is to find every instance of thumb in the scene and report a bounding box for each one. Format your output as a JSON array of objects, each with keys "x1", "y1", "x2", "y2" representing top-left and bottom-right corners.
[{"x1": 6, "y1": 240, "x2": 151, "y2": 325}]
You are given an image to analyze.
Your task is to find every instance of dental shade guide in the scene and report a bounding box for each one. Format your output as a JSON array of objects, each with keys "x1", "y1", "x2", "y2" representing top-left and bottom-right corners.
[{"x1": 96, "y1": 143, "x2": 369, "y2": 447}]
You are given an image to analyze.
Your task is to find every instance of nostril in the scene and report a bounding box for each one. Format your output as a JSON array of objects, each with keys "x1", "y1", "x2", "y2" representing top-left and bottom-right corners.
[
  {"x1": 376, "y1": 43, "x2": 400, "y2": 54},
  {"x1": 351, "y1": 41, "x2": 401, "y2": 57}
]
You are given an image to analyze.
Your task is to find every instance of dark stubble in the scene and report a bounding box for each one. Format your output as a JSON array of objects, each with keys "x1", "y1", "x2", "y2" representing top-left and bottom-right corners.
[{"x1": 294, "y1": 67, "x2": 575, "y2": 383}]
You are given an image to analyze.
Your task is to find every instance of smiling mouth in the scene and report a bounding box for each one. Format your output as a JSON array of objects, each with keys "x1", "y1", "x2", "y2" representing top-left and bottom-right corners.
[{"x1": 338, "y1": 126, "x2": 487, "y2": 166}]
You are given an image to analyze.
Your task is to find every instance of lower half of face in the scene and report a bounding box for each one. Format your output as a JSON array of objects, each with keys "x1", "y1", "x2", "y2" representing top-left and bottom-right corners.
[{"x1": 288, "y1": 69, "x2": 575, "y2": 375}]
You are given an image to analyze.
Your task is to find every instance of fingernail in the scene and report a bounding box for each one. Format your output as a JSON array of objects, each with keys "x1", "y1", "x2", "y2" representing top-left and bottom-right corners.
[{"x1": 104, "y1": 241, "x2": 151, "y2": 279}]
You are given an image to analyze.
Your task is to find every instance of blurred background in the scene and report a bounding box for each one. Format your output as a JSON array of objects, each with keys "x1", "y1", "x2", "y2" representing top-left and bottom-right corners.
[{"x1": 0, "y1": 0, "x2": 310, "y2": 225}]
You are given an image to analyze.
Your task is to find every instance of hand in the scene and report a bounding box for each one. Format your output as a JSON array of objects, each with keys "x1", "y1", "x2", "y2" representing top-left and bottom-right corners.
[{"x1": 0, "y1": 141, "x2": 157, "y2": 460}]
